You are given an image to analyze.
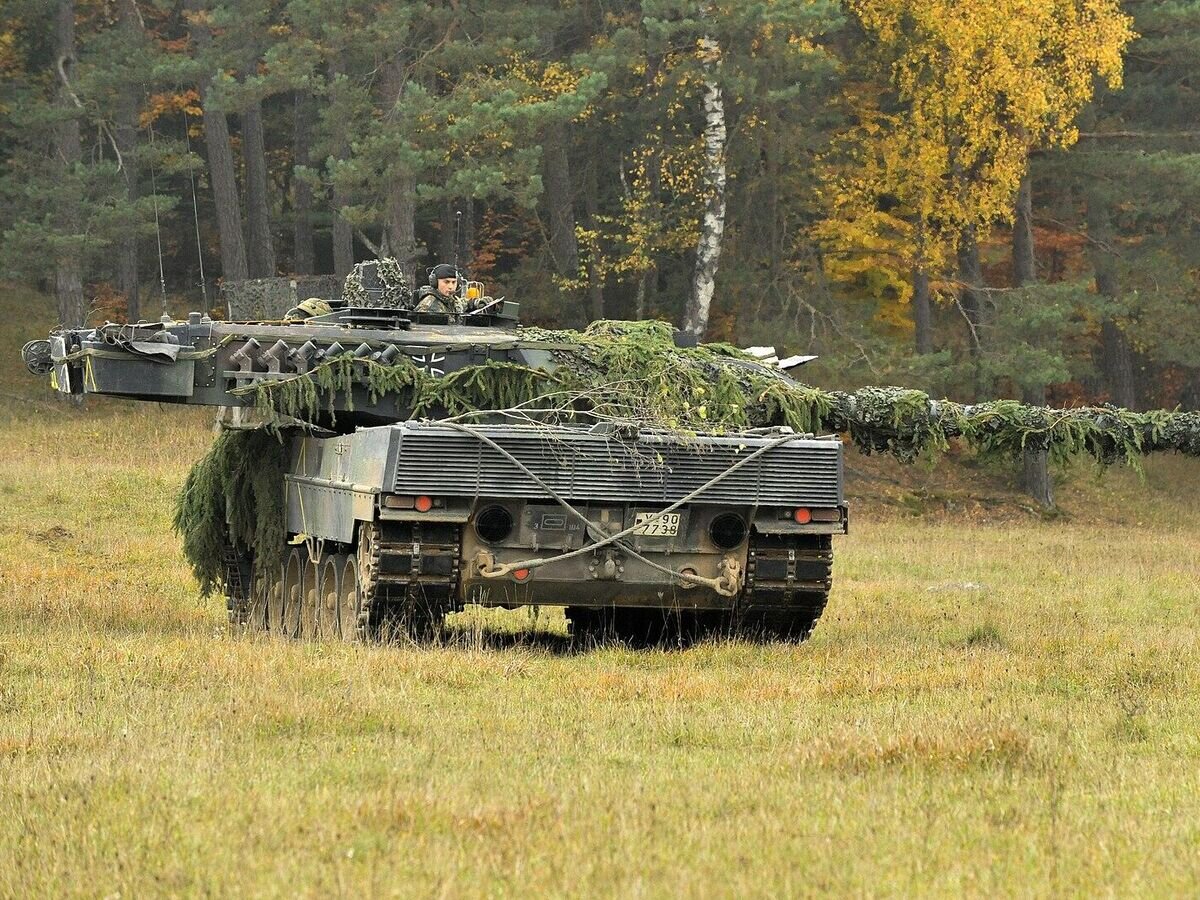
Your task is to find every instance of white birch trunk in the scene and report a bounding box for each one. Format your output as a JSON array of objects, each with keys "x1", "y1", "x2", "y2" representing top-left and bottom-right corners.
[{"x1": 683, "y1": 35, "x2": 726, "y2": 340}]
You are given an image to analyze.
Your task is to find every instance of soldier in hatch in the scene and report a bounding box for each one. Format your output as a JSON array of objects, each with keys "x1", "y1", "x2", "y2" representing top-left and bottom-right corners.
[
  {"x1": 415, "y1": 264, "x2": 494, "y2": 315},
  {"x1": 414, "y1": 264, "x2": 464, "y2": 314}
]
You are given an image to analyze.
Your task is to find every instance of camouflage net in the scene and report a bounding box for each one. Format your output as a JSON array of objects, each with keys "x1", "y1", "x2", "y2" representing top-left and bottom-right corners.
[
  {"x1": 341, "y1": 258, "x2": 413, "y2": 308},
  {"x1": 173, "y1": 428, "x2": 291, "y2": 595},
  {"x1": 231, "y1": 319, "x2": 1200, "y2": 467}
]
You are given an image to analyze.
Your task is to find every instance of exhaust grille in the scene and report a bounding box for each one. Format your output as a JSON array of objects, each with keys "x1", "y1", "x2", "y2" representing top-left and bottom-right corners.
[{"x1": 390, "y1": 423, "x2": 842, "y2": 506}]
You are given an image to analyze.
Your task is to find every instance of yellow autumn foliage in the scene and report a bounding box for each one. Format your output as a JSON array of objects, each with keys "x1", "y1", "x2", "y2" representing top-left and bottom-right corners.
[{"x1": 818, "y1": 0, "x2": 1134, "y2": 317}]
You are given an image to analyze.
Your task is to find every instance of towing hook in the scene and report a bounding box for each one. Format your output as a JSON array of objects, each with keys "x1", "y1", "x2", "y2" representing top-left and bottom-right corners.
[
  {"x1": 473, "y1": 548, "x2": 498, "y2": 577},
  {"x1": 588, "y1": 549, "x2": 623, "y2": 580},
  {"x1": 715, "y1": 555, "x2": 745, "y2": 598}
]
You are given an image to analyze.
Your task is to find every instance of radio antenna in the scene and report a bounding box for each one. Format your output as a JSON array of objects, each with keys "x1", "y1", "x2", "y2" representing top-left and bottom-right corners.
[{"x1": 454, "y1": 209, "x2": 463, "y2": 281}]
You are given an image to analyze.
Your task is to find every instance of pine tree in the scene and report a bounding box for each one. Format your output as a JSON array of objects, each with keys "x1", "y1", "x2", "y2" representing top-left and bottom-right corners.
[{"x1": 0, "y1": 0, "x2": 169, "y2": 324}]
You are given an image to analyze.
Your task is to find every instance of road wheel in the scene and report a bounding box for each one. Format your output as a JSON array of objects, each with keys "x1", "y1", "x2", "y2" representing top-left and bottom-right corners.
[
  {"x1": 246, "y1": 560, "x2": 272, "y2": 631},
  {"x1": 281, "y1": 547, "x2": 305, "y2": 638},
  {"x1": 337, "y1": 554, "x2": 360, "y2": 642},
  {"x1": 267, "y1": 556, "x2": 288, "y2": 635},
  {"x1": 319, "y1": 554, "x2": 341, "y2": 641},
  {"x1": 300, "y1": 553, "x2": 321, "y2": 639}
]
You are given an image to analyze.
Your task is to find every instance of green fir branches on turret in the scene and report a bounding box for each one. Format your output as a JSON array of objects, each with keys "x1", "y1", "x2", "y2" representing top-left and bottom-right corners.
[{"x1": 228, "y1": 319, "x2": 1200, "y2": 467}]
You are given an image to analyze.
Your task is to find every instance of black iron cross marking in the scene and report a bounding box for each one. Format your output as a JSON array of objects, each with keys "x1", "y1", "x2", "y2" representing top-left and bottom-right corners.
[{"x1": 410, "y1": 353, "x2": 446, "y2": 377}]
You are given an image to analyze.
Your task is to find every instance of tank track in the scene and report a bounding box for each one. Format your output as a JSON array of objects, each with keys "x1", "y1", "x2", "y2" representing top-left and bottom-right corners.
[
  {"x1": 566, "y1": 532, "x2": 833, "y2": 646},
  {"x1": 222, "y1": 545, "x2": 253, "y2": 627},
  {"x1": 228, "y1": 528, "x2": 829, "y2": 643},
  {"x1": 740, "y1": 531, "x2": 833, "y2": 640},
  {"x1": 356, "y1": 520, "x2": 462, "y2": 641}
]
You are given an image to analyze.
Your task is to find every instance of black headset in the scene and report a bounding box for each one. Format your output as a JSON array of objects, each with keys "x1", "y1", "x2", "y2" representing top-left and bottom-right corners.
[{"x1": 427, "y1": 265, "x2": 460, "y2": 288}]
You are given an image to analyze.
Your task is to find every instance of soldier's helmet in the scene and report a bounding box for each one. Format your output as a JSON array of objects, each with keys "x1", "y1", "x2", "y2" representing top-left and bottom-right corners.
[{"x1": 284, "y1": 297, "x2": 333, "y2": 321}]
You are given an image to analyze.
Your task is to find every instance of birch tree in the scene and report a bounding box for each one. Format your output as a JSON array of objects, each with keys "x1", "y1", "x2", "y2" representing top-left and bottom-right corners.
[{"x1": 682, "y1": 33, "x2": 726, "y2": 340}]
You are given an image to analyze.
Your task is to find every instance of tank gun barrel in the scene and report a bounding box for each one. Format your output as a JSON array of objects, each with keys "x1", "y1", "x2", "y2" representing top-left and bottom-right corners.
[
  {"x1": 817, "y1": 388, "x2": 1200, "y2": 462},
  {"x1": 24, "y1": 309, "x2": 1199, "y2": 463}
]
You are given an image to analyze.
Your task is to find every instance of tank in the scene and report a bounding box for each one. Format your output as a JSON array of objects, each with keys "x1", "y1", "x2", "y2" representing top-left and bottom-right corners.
[{"x1": 22, "y1": 263, "x2": 847, "y2": 645}]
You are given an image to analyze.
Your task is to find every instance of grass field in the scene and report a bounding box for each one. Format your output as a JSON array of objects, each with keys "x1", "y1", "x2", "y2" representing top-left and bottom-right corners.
[{"x1": 2, "y1": 285, "x2": 1198, "y2": 897}]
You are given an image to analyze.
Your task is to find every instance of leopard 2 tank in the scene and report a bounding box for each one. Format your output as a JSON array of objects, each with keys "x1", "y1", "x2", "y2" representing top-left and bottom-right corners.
[{"x1": 22, "y1": 263, "x2": 847, "y2": 644}]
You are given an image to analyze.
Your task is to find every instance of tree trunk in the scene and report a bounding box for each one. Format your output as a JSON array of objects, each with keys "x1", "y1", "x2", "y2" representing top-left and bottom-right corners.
[
  {"x1": 187, "y1": 0, "x2": 248, "y2": 282},
  {"x1": 766, "y1": 128, "x2": 781, "y2": 299},
  {"x1": 1020, "y1": 385, "x2": 1054, "y2": 508},
  {"x1": 380, "y1": 59, "x2": 420, "y2": 283},
  {"x1": 113, "y1": 104, "x2": 140, "y2": 320},
  {"x1": 1011, "y1": 168, "x2": 1052, "y2": 508},
  {"x1": 328, "y1": 61, "x2": 353, "y2": 278},
  {"x1": 1100, "y1": 319, "x2": 1137, "y2": 409},
  {"x1": 639, "y1": 53, "x2": 661, "y2": 322},
  {"x1": 542, "y1": 120, "x2": 579, "y2": 280},
  {"x1": 462, "y1": 197, "x2": 475, "y2": 269},
  {"x1": 1181, "y1": 369, "x2": 1200, "y2": 411},
  {"x1": 292, "y1": 91, "x2": 314, "y2": 276},
  {"x1": 635, "y1": 269, "x2": 653, "y2": 321},
  {"x1": 682, "y1": 36, "x2": 727, "y2": 340},
  {"x1": 956, "y1": 226, "x2": 984, "y2": 360},
  {"x1": 242, "y1": 99, "x2": 276, "y2": 278},
  {"x1": 912, "y1": 266, "x2": 932, "y2": 354},
  {"x1": 388, "y1": 173, "x2": 418, "y2": 282},
  {"x1": 331, "y1": 180, "x2": 354, "y2": 278},
  {"x1": 1086, "y1": 188, "x2": 1137, "y2": 409},
  {"x1": 54, "y1": 0, "x2": 86, "y2": 328},
  {"x1": 114, "y1": 0, "x2": 141, "y2": 321},
  {"x1": 203, "y1": 102, "x2": 249, "y2": 281},
  {"x1": 1012, "y1": 170, "x2": 1036, "y2": 286}
]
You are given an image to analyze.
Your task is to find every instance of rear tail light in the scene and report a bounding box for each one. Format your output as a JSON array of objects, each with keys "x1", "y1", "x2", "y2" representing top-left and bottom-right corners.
[
  {"x1": 793, "y1": 507, "x2": 812, "y2": 524},
  {"x1": 383, "y1": 495, "x2": 445, "y2": 511}
]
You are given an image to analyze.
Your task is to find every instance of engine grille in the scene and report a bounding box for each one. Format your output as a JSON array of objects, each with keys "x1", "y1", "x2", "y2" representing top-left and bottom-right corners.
[{"x1": 389, "y1": 423, "x2": 842, "y2": 506}]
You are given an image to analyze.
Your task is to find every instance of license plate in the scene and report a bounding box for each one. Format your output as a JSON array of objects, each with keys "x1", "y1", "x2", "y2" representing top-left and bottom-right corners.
[{"x1": 633, "y1": 512, "x2": 681, "y2": 537}]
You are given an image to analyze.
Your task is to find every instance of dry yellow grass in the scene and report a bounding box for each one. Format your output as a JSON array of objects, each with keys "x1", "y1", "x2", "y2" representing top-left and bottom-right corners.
[{"x1": 1, "y1": 285, "x2": 1198, "y2": 897}]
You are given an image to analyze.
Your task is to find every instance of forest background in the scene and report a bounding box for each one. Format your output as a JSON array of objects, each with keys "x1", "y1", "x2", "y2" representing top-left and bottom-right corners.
[{"x1": 1, "y1": 0, "x2": 1198, "y2": 431}]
